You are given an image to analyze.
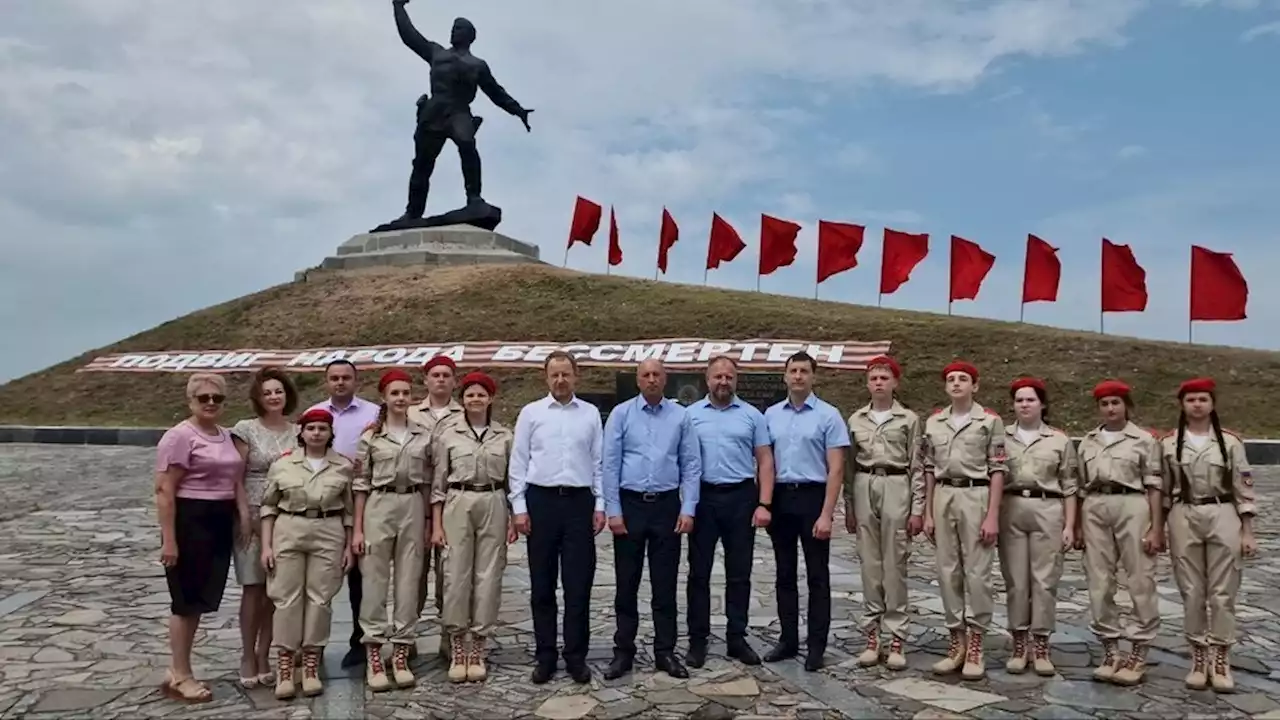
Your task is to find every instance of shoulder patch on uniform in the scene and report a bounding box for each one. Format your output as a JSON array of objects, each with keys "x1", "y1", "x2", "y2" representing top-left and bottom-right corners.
[
  {"x1": 1143, "y1": 427, "x2": 1164, "y2": 439},
  {"x1": 984, "y1": 407, "x2": 1000, "y2": 416},
  {"x1": 932, "y1": 407, "x2": 945, "y2": 416},
  {"x1": 1222, "y1": 428, "x2": 1243, "y2": 440},
  {"x1": 281, "y1": 449, "x2": 294, "y2": 457}
]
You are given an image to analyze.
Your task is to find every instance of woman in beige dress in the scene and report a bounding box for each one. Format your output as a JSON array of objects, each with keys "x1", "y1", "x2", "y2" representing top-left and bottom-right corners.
[{"x1": 230, "y1": 367, "x2": 300, "y2": 688}]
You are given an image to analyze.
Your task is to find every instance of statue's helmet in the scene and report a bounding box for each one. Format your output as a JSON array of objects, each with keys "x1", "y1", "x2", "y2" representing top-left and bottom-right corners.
[{"x1": 451, "y1": 17, "x2": 476, "y2": 45}]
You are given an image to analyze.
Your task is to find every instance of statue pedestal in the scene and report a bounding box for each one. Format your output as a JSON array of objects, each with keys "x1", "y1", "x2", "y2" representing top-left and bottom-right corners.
[{"x1": 297, "y1": 224, "x2": 543, "y2": 279}]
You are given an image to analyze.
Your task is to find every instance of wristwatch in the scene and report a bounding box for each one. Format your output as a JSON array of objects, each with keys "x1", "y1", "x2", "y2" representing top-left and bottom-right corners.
[{"x1": 758, "y1": 502, "x2": 772, "y2": 511}]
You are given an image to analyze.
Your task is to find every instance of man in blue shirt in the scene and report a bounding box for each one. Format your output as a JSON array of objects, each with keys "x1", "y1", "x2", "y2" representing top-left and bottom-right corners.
[
  {"x1": 684, "y1": 355, "x2": 776, "y2": 669},
  {"x1": 763, "y1": 351, "x2": 851, "y2": 671},
  {"x1": 602, "y1": 359, "x2": 702, "y2": 680}
]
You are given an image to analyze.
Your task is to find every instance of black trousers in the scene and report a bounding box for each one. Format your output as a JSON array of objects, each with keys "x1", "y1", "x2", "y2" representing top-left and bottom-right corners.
[
  {"x1": 612, "y1": 489, "x2": 682, "y2": 656},
  {"x1": 526, "y1": 484, "x2": 597, "y2": 667},
  {"x1": 346, "y1": 566, "x2": 363, "y2": 649},
  {"x1": 766, "y1": 482, "x2": 831, "y2": 653},
  {"x1": 687, "y1": 479, "x2": 756, "y2": 645}
]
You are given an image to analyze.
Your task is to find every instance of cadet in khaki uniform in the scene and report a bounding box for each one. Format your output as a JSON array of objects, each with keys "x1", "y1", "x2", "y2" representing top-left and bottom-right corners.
[
  {"x1": 844, "y1": 355, "x2": 923, "y2": 670},
  {"x1": 259, "y1": 408, "x2": 355, "y2": 700},
  {"x1": 998, "y1": 377, "x2": 1078, "y2": 676},
  {"x1": 431, "y1": 371, "x2": 517, "y2": 684},
  {"x1": 353, "y1": 369, "x2": 432, "y2": 691},
  {"x1": 921, "y1": 361, "x2": 1006, "y2": 681},
  {"x1": 1160, "y1": 377, "x2": 1259, "y2": 692},
  {"x1": 1077, "y1": 379, "x2": 1163, "y2": 686},
  {"x1": 407, "y1": 355, "x2": 463, "y2": 658}
]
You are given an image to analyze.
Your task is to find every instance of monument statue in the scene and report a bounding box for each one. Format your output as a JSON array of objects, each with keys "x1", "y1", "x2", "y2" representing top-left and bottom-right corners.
[{"x1": 373, "y1": 0, "x2": 534, "y2": 234}]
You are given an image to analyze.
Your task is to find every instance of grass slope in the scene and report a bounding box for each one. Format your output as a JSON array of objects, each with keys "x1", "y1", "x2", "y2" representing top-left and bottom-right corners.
[{"x1": 3, "y1": 265, "x2": 1279, "y2": 435}]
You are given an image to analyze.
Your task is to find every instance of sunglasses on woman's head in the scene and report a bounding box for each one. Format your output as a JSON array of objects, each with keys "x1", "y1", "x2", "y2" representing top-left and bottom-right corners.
[{"x1": 196, "y1": 394, "x2": 226, "y2": 405}]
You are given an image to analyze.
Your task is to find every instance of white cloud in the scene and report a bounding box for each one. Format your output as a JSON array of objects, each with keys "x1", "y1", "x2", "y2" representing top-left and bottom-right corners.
[
  {"x1": 1241, "y1": 20, "x2": 1280, "y2": 40},
  {"x1": 0, "y1": 0, "x2": 1178, "y2": 382},
  {"x1": 1118, "y1": 144, "x2": 1148, "y2": 159}
]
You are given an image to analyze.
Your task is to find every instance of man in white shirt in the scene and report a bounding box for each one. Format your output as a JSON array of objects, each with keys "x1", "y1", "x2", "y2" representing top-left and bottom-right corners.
[{"x1": 509, "y1": 351, "x2": 607, "y2": 685}]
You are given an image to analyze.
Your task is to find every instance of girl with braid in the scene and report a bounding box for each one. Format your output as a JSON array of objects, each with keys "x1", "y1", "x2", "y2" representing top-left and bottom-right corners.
[{"x1": 1159, "y1": 377, "x2": 1259, "y2": 693}]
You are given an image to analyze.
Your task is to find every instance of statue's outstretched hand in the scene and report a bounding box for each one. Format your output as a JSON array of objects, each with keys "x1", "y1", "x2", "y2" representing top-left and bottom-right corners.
[{"x1": 520, "y1": 108, "x2": 534, "y2": 132}]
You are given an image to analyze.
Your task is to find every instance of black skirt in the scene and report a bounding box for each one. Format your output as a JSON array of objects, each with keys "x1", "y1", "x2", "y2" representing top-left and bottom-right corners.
[{"x1": 165, "y1": 498, "x2": 235, "y2": 616}]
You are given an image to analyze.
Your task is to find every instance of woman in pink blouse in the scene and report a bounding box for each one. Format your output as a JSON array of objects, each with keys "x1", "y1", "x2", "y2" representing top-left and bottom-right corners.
[{"x1": 154, "y1": 373, "x2": 250, "y2": 704}]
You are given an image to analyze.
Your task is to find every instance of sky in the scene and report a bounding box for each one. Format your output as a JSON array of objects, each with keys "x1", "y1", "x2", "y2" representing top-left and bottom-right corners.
[{"x1": 1, "y1": 0, "x2": 1278, "y2": 384}]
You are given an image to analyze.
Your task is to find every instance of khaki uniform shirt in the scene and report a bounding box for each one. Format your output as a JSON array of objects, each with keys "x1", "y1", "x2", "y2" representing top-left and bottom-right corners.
[
  {"x1": 846, "y1": 401, "x2": 925, "y2": 515},
  {"x1": 921, "y1": 402, "x2": 1008, "y2": 482},
  {"x1": 1004, "y1": 424, "x2": 1079, "y2": 497},
  {"x1": 1076, "y1": 422, "x2": 1161, "y2": 495},
  {"x1": 431, "y1": 419, "x2": 515, "y2": 505},
  {"x1": 407, "y1": 399, "x2": 464, "y2": 437},
  {"x1": 353, "y1": 422, "x2": 433, "y2": 493},
  {"x1": 1160, "y1": 430, "x2": 1257, "y2": 516},
  {"x1": 259, "y1": 449, "x2": 355, "y2": 527}
]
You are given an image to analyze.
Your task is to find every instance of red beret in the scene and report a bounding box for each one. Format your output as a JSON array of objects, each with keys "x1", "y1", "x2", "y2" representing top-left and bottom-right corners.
[
  {"x1": 865, "y1": 355, "x2": 901, "y2": 378},
  {"x1": 1178, "y1": 377, "x2": 1216, "y2": 396},
  {"x1": 378, "y1": 369, "x2": 414, "y2": 394},
  {"x1": 459, "y1": 371, "x2": 497, "y2": 397},
  {"x1": 298, "y1": 408, "x2": 334, "y2": 426},
  {"x1": 1010, "y1": 377, "x2": 1046, "y2": 393},
  {"x1": 942, "y1": 361, "x2": 978, "y2": 382},
  {"x1": 1092, "y1": 379, "x2": 1131, "y2": 400},
  {"x1": 423, "y1": 356, "x2": 457, "y2": 374}
]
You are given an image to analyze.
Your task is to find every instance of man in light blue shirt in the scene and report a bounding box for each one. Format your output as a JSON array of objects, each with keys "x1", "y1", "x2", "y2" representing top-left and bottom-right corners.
[
  {"x1": 762, "y1": 351, "x2": 850, "y2": 672},
  {"x1": 684, "y1": 355, "x2": 776, "y2": 669},
  {"x1": 602, "y1": 359, "x2": 701, "y2": 680}
]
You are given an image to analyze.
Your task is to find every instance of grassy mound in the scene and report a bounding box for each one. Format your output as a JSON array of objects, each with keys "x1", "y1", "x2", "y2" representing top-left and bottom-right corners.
[{"x1": 4, "y1": 264, "x2": 1279, "y2": 435}]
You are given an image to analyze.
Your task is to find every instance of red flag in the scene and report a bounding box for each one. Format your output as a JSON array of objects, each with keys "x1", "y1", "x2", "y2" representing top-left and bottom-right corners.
[
  {"x1": 706, "y1": 213, "x2": 746, "y2": 271},
  {"x1": 1190, "y1": 245, "x2": 1248, "y2": 321},
  {"x1": 1022, "y1": 234, "x2": 1061, "y2": 303},
  {"x1": 607, "y1": 206, "x2": 622, "y2": 267},
  {"x1": 759, "y1": 214, "x2": 800, "y2": 276},
  {"x1": 816, "y1": 221, "x2": 864, "y2": 283},
  {"x1": 879, "y1": 228, "x2": 929, "y2": 295},
  {"x1": 567, "y1": 196, "x2": 602, "y2": 248},
  {"x1": 1101, "y1": 238, "x2": 1148, "y2": 312},
  {"x1": 949, "y1": 235, "x2": 996, "y2": 302},
  {"x1": 657, "y1": 207, "x2": 678, "y2": 274}
]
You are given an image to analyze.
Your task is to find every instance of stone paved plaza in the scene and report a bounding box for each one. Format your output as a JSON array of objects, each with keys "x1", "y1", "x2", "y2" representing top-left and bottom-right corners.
[{"x1": 3, "y1": 445, "x2": 1280, "y2": 719}]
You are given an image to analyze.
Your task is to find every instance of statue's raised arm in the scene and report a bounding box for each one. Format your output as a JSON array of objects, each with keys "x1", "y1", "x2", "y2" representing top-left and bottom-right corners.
[{"x1": 392, "y1": 0, "x2": 443, "y2": 64}]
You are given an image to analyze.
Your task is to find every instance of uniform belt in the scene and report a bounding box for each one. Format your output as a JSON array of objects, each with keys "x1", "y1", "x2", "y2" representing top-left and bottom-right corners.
[
  {"x1": 621, "y1": 488, "x2": 678, "y2": 502},
  {"x1": 1004, "y1": 488, "x2": 1063, "y2": 499},
  {"x1": 938, "y1": 478, "x2": 990, "y2": 488},
  {"x1": 371, "y1": 485, "x2": 419, "y2": 494},
  {"x1": 856, "y1": 464, "x2": 908, "y2": 477},
  {"x1": 700, "y1": 479, "x2": 753, "y2": 492},
  {"x1": 1176, "y1": 492, "x2": 1235, "y2": 506},
  {"x1": 777, "y1": 481, "x2": 825, "y2": 490},
  {"x1": 449, "y1": 482, "x2": 506, "y2": 493},
  {"x1": 1089, "y1": 484, "x2": 1143, "y2": 495},
  {"x1": 279, "y1": 508, "x2": 344, "y2": 519}
]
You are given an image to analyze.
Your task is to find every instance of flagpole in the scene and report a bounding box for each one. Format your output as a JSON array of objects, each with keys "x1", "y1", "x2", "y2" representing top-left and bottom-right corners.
[
  {"x1": 948, "y1": 300, "x2": 953, "y2": 316},
  {"x1": 877, "y1": 292, "x2": 883, "y2": 308},
  {"x1": 563, "y1": 245, "x2": 570, "y2": 267},
  {"x1": 756, "y1": 273, "x2": 761, "y2": 292},
  {"x1": 704, "y1": 266, "x2": 709, "y2": 285},
  {"x1": 1019, "y1": 302, "x2": 1025, "y2": 323}
]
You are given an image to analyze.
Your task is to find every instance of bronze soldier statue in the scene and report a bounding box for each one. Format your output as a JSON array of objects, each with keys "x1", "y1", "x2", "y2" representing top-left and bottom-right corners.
[{"x1": 391, "y1": 0, "x2": 533, "y2": 223}]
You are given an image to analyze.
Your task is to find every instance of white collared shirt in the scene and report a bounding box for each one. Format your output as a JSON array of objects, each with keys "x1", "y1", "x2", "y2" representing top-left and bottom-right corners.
[{"x1": 508, "y1": 393, "x2": 604, "y2": 514}]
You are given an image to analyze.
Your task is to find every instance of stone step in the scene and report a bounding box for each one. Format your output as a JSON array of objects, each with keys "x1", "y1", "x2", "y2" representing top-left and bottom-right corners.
[{"x1": 319, "y1": 246, "x2": 541, "y2": 271}]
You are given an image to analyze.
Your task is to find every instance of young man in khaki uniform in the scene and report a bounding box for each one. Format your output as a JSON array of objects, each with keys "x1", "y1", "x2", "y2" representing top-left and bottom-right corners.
[
  {"x1": 844, "y1": 355, "x2": 923, "y2": 670},
  {"x1": 407, "y1": 355, "x2": 463, "y2": 658},
  {"x1": 1160, "y1": 377, "x2": 1259, "y2": 692},
  {"x1": 259, "y1": 408, "x2": 355, "y2": 699},
  {"x1": 353, "y1": 370, "x2": 433, "y2": 691},
  {"x1": 1076, "y1": 379, "x2": 1163, "y2": 686},
  {"x1": 430, "y1": 371, "x2": 516, "y2": 683},
  {"x1": 921, "y1": 360, "x2": 1006, "y2": 681},
  {"x1": 999, "y1": 377, "x2": 1078, "y2": 676}
]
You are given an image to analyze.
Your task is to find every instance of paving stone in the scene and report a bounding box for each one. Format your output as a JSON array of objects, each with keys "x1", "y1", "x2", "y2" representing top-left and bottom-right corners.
[
  {"x1": 51, "y1": 609, "x2": 108, "y2": 626},
  {"x1": 879, "y1": 678, "x2": 1008, "y2": 713},
  {"x1": 592, "y1": 698, "x2": 651, "y2": 720},
  {"x1": 535, "y1": 695, "x2": 598, "y2": 720},
  {"x1": 691, "y1": 677, "x2": 760, "y2": 697},
  {"x1": 33, "y1": 646, "x2": 75, "y2": 663},
  {"x1": 648, "y1": 688, "x2": 705, "y2": 705},
  {"x1": 913, "y1": 710, "x2": 969, "y2": 720},
  {"x1": 1042, "y1": 678, "x2": 1142, "y2": 712},
  {"x1": 29, "y1": 689, "x2": 124, "y2": 713},
  {"x1": 1221, "y1": 693, "x2": 1280, "y2": 715}
]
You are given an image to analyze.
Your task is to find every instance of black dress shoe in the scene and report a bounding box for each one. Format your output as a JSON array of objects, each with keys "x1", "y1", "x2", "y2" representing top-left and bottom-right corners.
[
  {"x1": 804, "y1": 649, "x2": 824, "y2": 672},
  {"x1": 727, "y1": 640, "x2": 761, "y2": 666},
  {"x1": 603, "y1": 653, "x2": 633, "y2": 680},
  {"x1": 340, "y1": 646, "x2": 365, "y2": 669},
  {"x1": 685, "y1": 642, "x2": 707, "y2": 669},
  {"x1": 655, "y1": 653, "x2": 689, "y2": 679},
  {"x1": 764, "y1": 642, "x2": 799, "y2": 663},
  {"x1": 566, "y1": 663, "x2": 592, "y2": 684},
  {"x1": 530, "y1": 663, "x2": 555, "y2": 684}
]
